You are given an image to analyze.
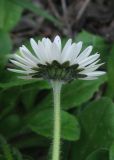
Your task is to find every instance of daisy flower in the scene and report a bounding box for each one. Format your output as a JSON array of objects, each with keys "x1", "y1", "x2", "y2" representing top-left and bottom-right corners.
[
  {"x1": 7, "y1": 35, "x2": 106, "y2": 160},
  {"x1": 8, "y1": 35, "x2": 105, "y2": 82}
]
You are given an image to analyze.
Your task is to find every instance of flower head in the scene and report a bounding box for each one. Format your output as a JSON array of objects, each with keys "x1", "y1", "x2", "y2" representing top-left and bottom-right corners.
[{"x1": 8, "y1": 35, "x2": 105, "y2": 82}]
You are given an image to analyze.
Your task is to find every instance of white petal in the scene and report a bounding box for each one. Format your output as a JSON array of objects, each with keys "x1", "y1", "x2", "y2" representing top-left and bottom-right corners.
[
  {"x1": 38, "y1": 40, "x2": 49, "y2": 63},
  {"x1": 51, "y1": 43, "x2": 61, "y2": 62},
  {"x1": 18, "y1": 75, "x2": 42, "y2": 80},
  {"x1": 86, "y1": 59, "x2": 100, "y2": 67},
  {"x1": 42, "y1": 38, "x2": 50, "y2": 48},
  {"x1": 61, "y1": 39, "x2": 72, "y2": 58},
  {"x1": 18, "y1": 75, "x2": 33, "y2": 80},
  {"x1": 79, "y1": 76, "x2": 98, "y2": 80},
  {"x1": 85, "y1": 71, "x2": 106, "y2": 77},
  {"x1": 79, "y1": 63, "x2": 104, "y2": 74},
  {"x1": 20, "y1": 45, "x2": 39, "y2": 64},
  {"x1": 62, "y1": 41, "x2": 82, "y2": 63},
  {"x1": 42, "y1": 38, "x2": 53, "y2": 63},
  {"x1": 79, "y1": 53, "x2": 100, "y2": 67},
  {"x1": 76, "y1": 46, "x2": 93, "y2": 62},
  {"x1": 10, "y1": 60, "x2": 32, "y2": 70},
  {"x1": 44, "y1": 38, "x2": 52, "y2": 46},
  {"x1": 70, "y1": 41, "x2": 83, "y2": 64},
  {"x1": 7, "y1": 68, "x2": 35, "y2": 74},
  {"x1": 63, "y1": 43, "x2": 79, "y2": 63},
  {"x1": 30, "y1": 38, "x2": 46, "y2": 64},
  {"x1": 13, "y1": 54, "x2": 37, "y2": 67},
  {"x1": 61, "y1": 43, "x2": 75, "y2": 63},
  {"x1": 54, "y1": 35, "x2": 61, "y2": 51},
  {"x1": 30, "y1": 38, "x2": 39, "y2": 57},
  {"x1": 20, "y1": 47, "x2": 36, "y2": 66}
]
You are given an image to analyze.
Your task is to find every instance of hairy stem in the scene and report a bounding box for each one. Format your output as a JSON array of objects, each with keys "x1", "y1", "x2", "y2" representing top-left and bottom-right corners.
[{"x1": 51, "y1": 81, "x2": 62, "y2": 160}]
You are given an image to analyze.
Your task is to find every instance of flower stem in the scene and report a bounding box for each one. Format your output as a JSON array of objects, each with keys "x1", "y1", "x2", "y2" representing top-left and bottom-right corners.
[{"x1": 51, "y1": 81, "x2": 62, "y2": 160}]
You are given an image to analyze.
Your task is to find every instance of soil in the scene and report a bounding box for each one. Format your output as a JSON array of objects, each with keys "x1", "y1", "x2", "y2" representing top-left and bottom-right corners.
[{"x1": 12, "y1": 0, "x2": 114, "y2": 47}]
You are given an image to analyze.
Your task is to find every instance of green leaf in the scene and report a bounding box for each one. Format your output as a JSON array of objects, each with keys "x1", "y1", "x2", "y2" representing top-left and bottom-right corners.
[
  {"x1": 0, "y1": 31, "x2": 12, "y2": 81},
  {"x1": 61, "y1": 141, "x2": 72, "y2": 160},
  {"x1": 0, "y1": 30, "x2": 12, "y2": 67},
  {"x1": 0, "y1": 88, "x2": 20, "y2": 120},
  {"x1": 0, "y1": 74, "x2": 50, "y2": 89},
  {"x1": 0, "y1": 0, "x2": 22, "y2": 31},
  {"x1": 86, "y1": 149, "x2": 108, "y2": 160},
  {"x1": 14, "y1": 134, "x2": 49, "y2": 149},
  {"x1": 0, "y1": 136, "x2": 23, "y2": 160},
  {"x1": 0, "y1": 30, "x2": 12, "y2": 54},
  {"x1": 39, "y1": 76, "x2": 106, "y2": 110},
  {"x1": 0, "y1": 136, "x2": 14, "y2": 160},
  {"x1": 70, "y1": 97, "x2": 114, "y2": 160},
  {"x1": 0, "y1": 77, "x2": 37, "y2": 89},
  {"x1": 23, "y1": 155, "x2": 33, "y2": 160},
  {"x1": 0, "y1": 155, "x2": 5, "y2": 159},
  {"x1": 76, "y1": 31, "x2": 103, "y2": 45},
  {"x1": 107, "y1": 45, "x2": 114, "y2": 98},
  {"x1": 11, "y1": 0, "x2": 61, "y2": 27},
  {"x1": 21, "y1": 82, "x2": 50, "y2": 110},
  {"x1": 28, "y1": 109, "x2": 80, "y2": 141},
  {"x1": 21, "y1": 88, "x2": 38, "y2": 110},
  {"x1": 0, "y1": 115, "x2": 21, "y2": 138},
  {"x1": 61, "y1": 77, "x2": 106, "y2": 109},
  {"x1": 12, "y1": 148, "x2": 23, "y2": 160},
  {"x1": 76, "y1": 31, "x2": 111, "y2": 62},
  {"x1": 109, "y1": 143, "x2": 114, "y2": 160}
]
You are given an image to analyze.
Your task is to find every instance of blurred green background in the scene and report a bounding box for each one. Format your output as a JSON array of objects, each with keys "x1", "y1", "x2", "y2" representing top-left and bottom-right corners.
[{"x1": 0, "y1": 0, "x2": 114, "y2": 159}]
